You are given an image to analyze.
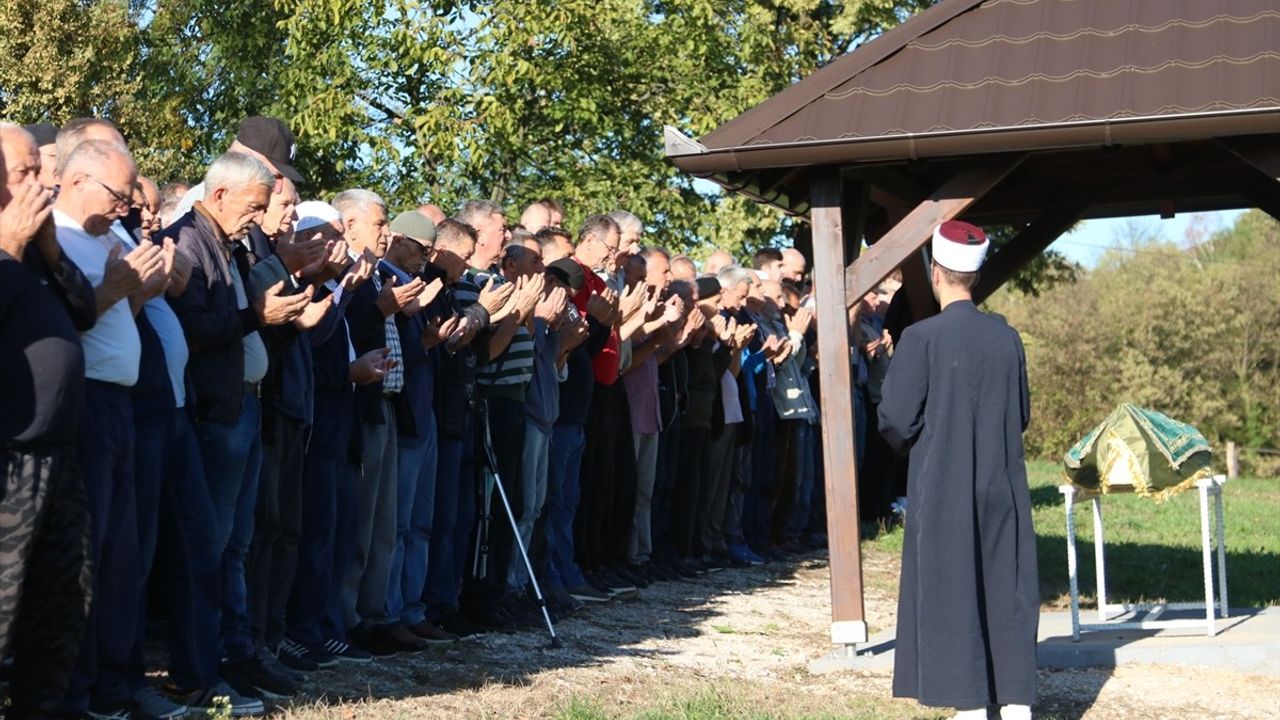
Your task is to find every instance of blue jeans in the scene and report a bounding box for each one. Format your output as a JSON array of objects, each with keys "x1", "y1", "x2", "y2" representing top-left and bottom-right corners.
[
  {"x1": 424, "y1": 414, "x2": 473, "y2": 619},
  {"x1": 388, "y1": 412, "x2": 438, "y2": 625},
  {"x1": 67, "y1": 382, "x2": 139, "y2": 712},
  {"x1": 786, "y1": 421, "x2": 818, "y2": 542},
  {"x1": 544, "y1": 424, "x2": 586, "y2": 590},
  {"x1": 509, "y1": 421, "x2": 549, "y2": 589},
  {"x1": 196, "y1": 392, "x2": 262, "y2": 662},
  {"x1": 154, "y1": 410, "x2": 222, "y2": 690}
]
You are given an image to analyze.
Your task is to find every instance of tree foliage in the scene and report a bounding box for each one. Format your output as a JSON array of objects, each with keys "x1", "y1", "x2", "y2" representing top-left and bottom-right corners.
[
  {"x1": 986, "y1": 211, "x2": 1280, "y2": 477},
  {"x1": 1, "y1": 0, "x2": 933, "y2": 259}
]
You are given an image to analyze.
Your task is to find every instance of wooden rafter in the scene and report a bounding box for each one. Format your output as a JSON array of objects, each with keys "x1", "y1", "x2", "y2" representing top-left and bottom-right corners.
[
  {"x1": 844, "y1": 154, "x2": 1026, "y2": 307},
  {"x1": 973, "y1": 208, "x2": 1083, "y2": 304}
]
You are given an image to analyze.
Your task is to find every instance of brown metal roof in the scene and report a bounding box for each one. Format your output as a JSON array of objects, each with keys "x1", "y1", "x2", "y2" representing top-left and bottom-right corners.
[{"x1": 670, "y1": 0, "x2": 1280, "y2": 172}]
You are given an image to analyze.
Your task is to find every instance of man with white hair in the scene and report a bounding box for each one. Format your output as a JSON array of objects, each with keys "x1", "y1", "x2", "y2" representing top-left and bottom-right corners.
[
  {"x1": 335, "y1": 188, "x2": 434, "y2": 655},
  {"x1": 0, "y1": 121, "x2": 97, "y2": 720},
  {"x1": 169, "y1": 116, "x2": 304, "y2": 220},
  {"x1": 51, "y1": 137, "x2": 175, "y2": 720},
  {"x1": 167, "y1": 151, "x2": 311, "y2": 701},
  {"x1": 519, "y1": 201, "x2": 552, "y2": 234}
]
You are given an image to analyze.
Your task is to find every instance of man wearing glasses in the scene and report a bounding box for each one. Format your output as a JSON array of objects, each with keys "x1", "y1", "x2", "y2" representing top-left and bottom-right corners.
[{"x1": 52, "y1": 138, "x2": 173, "y2": 719}]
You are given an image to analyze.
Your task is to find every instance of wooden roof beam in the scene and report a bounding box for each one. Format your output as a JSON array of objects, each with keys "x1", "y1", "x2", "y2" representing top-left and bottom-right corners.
[
  {"x1": 844, "y1": 154, "x2": 1026, "y2": 307},
  {"x1": 1219, "y1": 134, "x2": 1280, "y2": 222},
  {"x1": 973, "y1": 208, "x2": 1084, "y2": 305}
]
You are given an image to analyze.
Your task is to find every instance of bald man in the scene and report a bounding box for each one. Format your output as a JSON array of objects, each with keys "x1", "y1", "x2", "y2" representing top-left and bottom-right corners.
[
  {"x1": 520, "y1": 201, "x2": 552, "y2": 234},
  {"x1": 670, "y1": 255, "x2": 697, "y2": 282},
  {"x1": 781, "y1": 248, "x2": 807, "y2": 282},
  {"x1": 417, "y1": 202, "x2": 446, "y2": 225},
  {"x1": 702, "y1": 249, "x2": 734, "y2": 276},
  {"x1": 0, "y1": 121, "x2": 97, "y2": 720}
]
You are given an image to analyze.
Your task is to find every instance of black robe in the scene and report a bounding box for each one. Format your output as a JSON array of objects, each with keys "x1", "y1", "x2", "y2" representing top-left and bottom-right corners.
[{"x1": 877, "y1": 300, "x2": 1038, "y2": 709}]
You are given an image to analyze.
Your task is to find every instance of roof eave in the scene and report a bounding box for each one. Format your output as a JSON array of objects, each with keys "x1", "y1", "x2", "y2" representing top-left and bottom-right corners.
[{"x1": 668, "y1": 108, "x2": 1280, "y2": 177}]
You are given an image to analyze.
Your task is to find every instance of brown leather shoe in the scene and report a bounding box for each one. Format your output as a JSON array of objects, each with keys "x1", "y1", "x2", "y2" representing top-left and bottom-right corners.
[
  {"x1": 407, "y1": 620, "x2": 460, "y2": 644},
  {"x1": 380, "y1": 623, "x2": 429, "y2": 651}
]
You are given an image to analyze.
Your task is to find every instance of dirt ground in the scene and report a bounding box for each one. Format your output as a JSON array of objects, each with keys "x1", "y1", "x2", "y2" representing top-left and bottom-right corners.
[{"x1": 275, "y1": 546, "x2": 1279, "y2": 719}]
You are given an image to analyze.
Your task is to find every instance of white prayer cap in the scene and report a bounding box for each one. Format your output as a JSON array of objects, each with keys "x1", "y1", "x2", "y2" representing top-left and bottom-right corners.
[
  {"x1": 931, "y1": 220, "x2": 988, "y2": 272},
  {"x1": 294, "y1": 200, "x2": 342, "y2": 234}
]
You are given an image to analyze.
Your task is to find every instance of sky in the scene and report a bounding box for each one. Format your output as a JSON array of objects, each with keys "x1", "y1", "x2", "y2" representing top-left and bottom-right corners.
[{"x1": 1047, "y1": 210, "x2": 1246, "y2": 269}]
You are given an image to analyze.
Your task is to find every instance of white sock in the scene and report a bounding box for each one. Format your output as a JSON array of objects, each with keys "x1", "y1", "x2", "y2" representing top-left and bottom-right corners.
[
  {"x1": 950, "y1": 710, "x2": 988, "y2": 720},
  {"x1": 1000, "y1": 705, "x2": 1032, "y2": 720}
]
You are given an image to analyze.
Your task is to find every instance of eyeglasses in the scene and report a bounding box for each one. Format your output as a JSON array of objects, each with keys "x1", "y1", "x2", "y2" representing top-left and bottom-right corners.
[{"x1": 90, "y1": 176, "x2": 134, "y2": 210}]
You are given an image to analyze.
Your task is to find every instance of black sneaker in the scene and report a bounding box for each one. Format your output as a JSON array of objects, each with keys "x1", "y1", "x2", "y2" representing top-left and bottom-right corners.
[
  {"x1": 583, "y1": 572, "x2": 615, "y2": 595},
  {"x1": 322, "y1": 638, "x2": 373, "y2": 663},
  {"x1": 221, "y1": 649, "x2": 299, "y2": 700},
  {"x1": 172, "y1": 680, "x2": 264, "y2": 717},
  {"x1": 437, "y1": 610, "x2": 487, "y2": 640},
  {"x1": 567, "y1": 583, "x2": 611, "y2": 603},
  {"x1": 275, "y1": 637, "x2": 335, "y2": 670},
  {"x1": 593, "y1": 569, "x2": 637, "y2": 594},
  {"x1": 614, "y1": 564, "x2": 650, "y2": 588}
]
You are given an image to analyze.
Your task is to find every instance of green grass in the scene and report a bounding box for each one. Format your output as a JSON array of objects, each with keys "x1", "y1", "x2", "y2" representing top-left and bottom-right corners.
[
  {"x1": 554, "y1": 688, "x2": 950, "y2": 720},
  {"x1": 865, "y1": 460, "x2": 1280, "y2": 608}
]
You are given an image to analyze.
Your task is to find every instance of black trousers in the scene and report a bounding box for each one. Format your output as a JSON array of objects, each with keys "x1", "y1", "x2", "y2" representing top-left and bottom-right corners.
[
  {"x1": 669, "y1": 425, "x2": 710, "y2": 558},
  {"x1": 1, "y1": 443, "x2": 92, "y2": 719},
  {"x1": 247, "y1": 410, "x2": 309, "y2": 646},
  {"x1": 575, "y1": 382, "x2": 623, "y2": 573},
  {"x1": 461, "y1": 397, "x2": 523, "y2": 610}
]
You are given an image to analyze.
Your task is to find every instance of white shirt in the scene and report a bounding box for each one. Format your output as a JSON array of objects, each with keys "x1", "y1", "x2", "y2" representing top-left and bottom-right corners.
[
  {"x1": 55, "y1": 210, "x2": 141, "y2": 386},
  {"x1": 720, "y1": 368, "x2": 743, "y2": 425},
  {"x1": 111, "y1": 223, "x2": 189, "y2": 406},
  {"x1": 227, "y1": 254, "x2": 269, "y2": 384},
  {"x1": 170, "y1": 181, "x2": 205, "y2": 223}
]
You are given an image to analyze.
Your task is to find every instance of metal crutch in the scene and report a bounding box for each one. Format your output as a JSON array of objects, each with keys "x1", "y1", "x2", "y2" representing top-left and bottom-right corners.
[{"x1": 480, "y1": 401, "x2": 563, "y2": 649}]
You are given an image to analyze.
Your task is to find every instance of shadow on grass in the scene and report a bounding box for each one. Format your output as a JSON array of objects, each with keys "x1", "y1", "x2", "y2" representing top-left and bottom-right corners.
[{"x1": 1035, "y1": 533, "x2": 1280, "y2": 607}]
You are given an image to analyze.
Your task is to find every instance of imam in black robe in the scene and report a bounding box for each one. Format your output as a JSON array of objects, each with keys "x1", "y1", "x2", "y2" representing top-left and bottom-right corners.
[{"x1": 877, "y1": 299, "x2": 1038, "y2": 709}]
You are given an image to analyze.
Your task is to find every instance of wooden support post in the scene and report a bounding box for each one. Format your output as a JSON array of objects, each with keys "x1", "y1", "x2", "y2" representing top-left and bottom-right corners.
[
  {"x1": 844, "y1": 154, "x2": 1026, "y2": 306},
  {"x1": 810, "y1": 168, "x2": 868, "y2": 648},
  {"x1": 1226, "y1": 441, "x2": 1240, "y2": 480},
  {"x1": 1219, "y1": 136, "x2": 1280, "y2": 222},
  {"x1": 972, "y1": 208, "x2": 1083, "y2": 304}
]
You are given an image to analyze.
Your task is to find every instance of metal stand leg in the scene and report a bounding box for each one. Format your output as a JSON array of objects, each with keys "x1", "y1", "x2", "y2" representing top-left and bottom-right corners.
[
  {"x1": 1214, "y1": 484, "x2": 1229, "y2": 619},
  {"x1": 1199, "y1": 483, "x2": 1217, "y2": 636},
  {"x1": 1061, "y1": 486, "x2": 1081, "y2": 642},
  {"x1": 1092, "y1": 497, "x2": 1108, "y2": 622}
]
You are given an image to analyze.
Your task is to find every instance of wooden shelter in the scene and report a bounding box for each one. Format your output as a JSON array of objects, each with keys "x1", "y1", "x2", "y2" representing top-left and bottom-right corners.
[{"x1": 665, "y1": 0, "x2": 1280, "y2": 649}]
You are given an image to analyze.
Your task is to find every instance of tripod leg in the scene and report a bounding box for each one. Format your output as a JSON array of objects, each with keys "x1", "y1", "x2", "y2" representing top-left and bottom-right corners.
[{"x1": 481, "y1": 402, "x2": 561, "y2": 647}]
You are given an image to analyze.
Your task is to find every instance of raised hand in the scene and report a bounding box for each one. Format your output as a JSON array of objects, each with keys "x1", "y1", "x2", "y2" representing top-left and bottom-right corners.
[
  {"x1": 256, "y1": 280, "x2": 310, "y2": 325},
  {"x1": 138, "y1": 237, "x2": 176, "y2": 301},
  {"x1": 515, "y1": 273, "x2": 545, "y2": 320},
  {"x1": 102, "y1": 240, "x2": 163, "y2": 300},
  {"x1": 786, "y1": 306, "x2": 814, "y2": 335},
  {"x1": 708, "y1": 313, "x2": 730, "y2": 343},
  {"x1": 350, "y1": 347, "x2": 393, "y2": 385},
  {"x1": 732, "y1": 321, "x2": 757, "y2": 349},
  {"x1": 0, "y1": 181, "x2": 53, "y2": 258},
  {"x1": 586, "y1": 291, "x2": 614, "y2": 324},
  {"x1": 292, "y1": 286, "x2": 333, "y2": 329},
  {"x1": 274, "y1": 229, "x2": 327, "y2": 275},
  {"x1": 339, "y1": 249, "x2": 375, "y2": 293},
  {"x1": 376, "y1": 274, "x2": 426, "y2": 317},
  {"x1": 535, "y1": 284, "x2": 568, "y2": 323},
  {"x1": 661, "y1": 295, "x2": 684, "y2": 325},
  {"x1": 618, "y1": 282, "x2": 646, "y2": 321},
  {"x1": 478, "y1": 276, "x2": 516, "y2": 317}
]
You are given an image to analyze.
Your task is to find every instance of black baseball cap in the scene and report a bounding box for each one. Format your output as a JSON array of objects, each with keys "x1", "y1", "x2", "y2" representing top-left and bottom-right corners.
[
  {"x1": 235, "y1": 116, "x2": 303, "y2": 183},
  {"x1": 23, "y1": 122, "x2": 58, "y2": 147},
  {"x1": 547, "y1": 258, "x2": 585, "y2": 292}
]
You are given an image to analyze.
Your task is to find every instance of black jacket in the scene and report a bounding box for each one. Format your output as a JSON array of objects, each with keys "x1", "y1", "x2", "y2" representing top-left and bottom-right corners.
[{"x1": 161, "y1": 205, "x2": 262, "y2": 425}]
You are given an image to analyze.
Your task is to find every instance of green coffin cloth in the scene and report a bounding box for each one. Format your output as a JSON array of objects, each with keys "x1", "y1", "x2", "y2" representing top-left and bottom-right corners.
[{"x1": 1063, "y1": 403, "x2": 1214, "y2": 502}]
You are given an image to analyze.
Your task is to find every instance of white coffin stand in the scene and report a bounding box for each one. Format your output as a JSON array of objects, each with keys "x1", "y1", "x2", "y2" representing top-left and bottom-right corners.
[{"x1": 1058, "y1": 474, "x2": 1229, "y2": 641}]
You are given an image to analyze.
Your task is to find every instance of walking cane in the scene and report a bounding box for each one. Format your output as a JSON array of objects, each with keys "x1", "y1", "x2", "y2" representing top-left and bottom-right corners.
[{"x1": 479, "y1": 400, "x2": 563, "y2": 649}]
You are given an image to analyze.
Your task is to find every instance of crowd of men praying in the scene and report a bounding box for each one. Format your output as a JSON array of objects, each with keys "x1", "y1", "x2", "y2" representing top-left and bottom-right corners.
[{"x1": 0, "y1": 116, "x2": 904, "y2": 720}]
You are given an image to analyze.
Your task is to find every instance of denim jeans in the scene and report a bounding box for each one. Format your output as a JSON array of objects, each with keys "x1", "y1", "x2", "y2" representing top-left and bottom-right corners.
[
  {"x1": 786, "y1": 421, "x2": 818, "y2": 542},
  {"x1": 387, "y1": 411, "x2": 438, "y2": 626},
  {"x1": 196, "y1": 391, "x2": 262, "y2": 662},
  {"x1": 424, "y1": 410, "x2": 473, "y2": 620},
  {"x1": 288, "y1": 388, "x2": 354, "y2": 648},
  {"x1": 153, "y1": 410, "x2": 222, "y2": 691},
  {"x1": 544, "y1": 424, "x2": 587, "y2": 590},
  {"x1": 508, "y1": 421, "x2": 549, "y2": 589}
]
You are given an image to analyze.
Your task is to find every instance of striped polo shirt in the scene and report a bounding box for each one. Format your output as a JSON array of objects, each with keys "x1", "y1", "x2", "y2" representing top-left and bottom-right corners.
[{"x1": 466, "y1": 268, "x2": 535, "y2": 400}]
